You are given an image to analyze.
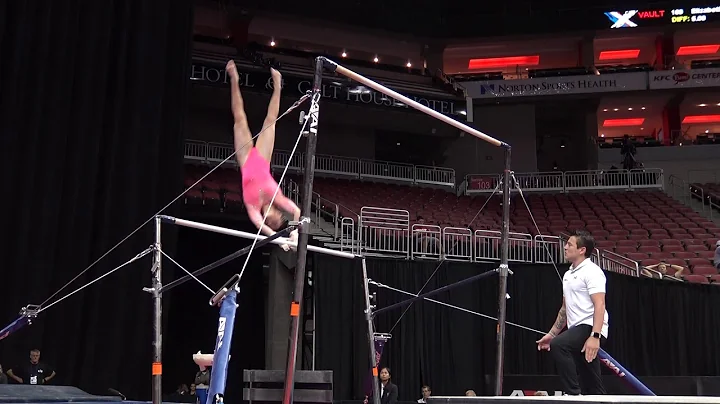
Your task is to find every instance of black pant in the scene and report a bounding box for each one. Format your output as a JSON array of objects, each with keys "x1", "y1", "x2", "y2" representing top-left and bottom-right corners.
[{"x1": 550, "y1": 324, "x2": 606, "y2": 395}]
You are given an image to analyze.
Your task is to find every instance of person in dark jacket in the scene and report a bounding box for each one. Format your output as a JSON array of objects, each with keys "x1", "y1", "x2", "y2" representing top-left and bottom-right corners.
[{"x1": 379, "y1": 368, "x2": 398, "y2": 404}]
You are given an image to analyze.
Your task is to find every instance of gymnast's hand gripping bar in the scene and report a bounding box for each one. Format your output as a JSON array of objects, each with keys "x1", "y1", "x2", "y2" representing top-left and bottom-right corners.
[{"x1": 318, "y1": 57, "x2": 508, "y2": 149}]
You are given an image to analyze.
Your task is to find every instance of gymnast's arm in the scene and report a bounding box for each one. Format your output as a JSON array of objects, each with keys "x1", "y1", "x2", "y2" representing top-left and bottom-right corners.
[
  {"x1": 248, "y1": 206, "x2": 279, "y2": 237},
  {"x1": 549, "y1": 297, "x2": 567, "y2": 337},
  {"x1": 274, "y1": 194, "x2": 301, "y2": 223}
]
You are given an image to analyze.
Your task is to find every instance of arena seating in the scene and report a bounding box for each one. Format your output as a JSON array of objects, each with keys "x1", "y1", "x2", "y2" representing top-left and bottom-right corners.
[{"x1": 184, "y1": 163, "x2": 720, "y2": 283}]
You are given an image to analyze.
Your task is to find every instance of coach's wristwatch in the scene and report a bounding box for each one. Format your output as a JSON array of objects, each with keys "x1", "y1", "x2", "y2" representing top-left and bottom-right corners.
[{"x1": 590, "y1": 331, "x2": 602, "y2": 339}]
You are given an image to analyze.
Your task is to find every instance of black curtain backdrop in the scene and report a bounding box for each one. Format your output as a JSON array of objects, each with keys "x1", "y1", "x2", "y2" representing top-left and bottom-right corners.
[
  {"x1": 0, "y1": 0, "x2": 193, "y2": 400},
  {"x1": 314, "y1": 257, "x2": 720, "y2": 400}
]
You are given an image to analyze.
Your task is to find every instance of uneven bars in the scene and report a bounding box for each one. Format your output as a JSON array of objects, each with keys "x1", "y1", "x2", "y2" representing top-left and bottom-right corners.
[
  {"x1": 320, "y1": 58, "x2": 507, "y2": 148},
  {"x1": 158, "y1": 216, "x2": 355, "y2": 259}
]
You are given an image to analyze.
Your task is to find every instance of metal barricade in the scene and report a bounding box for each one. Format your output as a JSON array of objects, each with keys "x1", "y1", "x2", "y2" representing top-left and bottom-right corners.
[
  {"x1": 629, "y1": 168, "x2": 664, "y2": 190},
  {"x1": 442, "y1": 227, "x2": 473, "y2": 261},
  {"x1": 415, "y1": 166, "x2": 456, "y2": 188},
  {"x1": 340, "y1": 217, "x2": 356, "y2": 255},
  {"x1": 315, "y1": 155, "x2": 360, "y2": 178},
  {"x1": 184, "y1": 140, "x2": 208, "y2": 161},
  {"x1": 207, "y1": 142, "x2": 236, "y2": 166},
  {"x1": 513, "y1": 172, "x2": 564, "y2": 193},
  {"x1": 508, "y1": 232, "x2": 533, "y2": 262},
  {"x1": 534, "y1": 235, "x2": 563, "y2": 264},
  {"x1": 359, "y1": 207, "x2": 410, "y2": 258},
  {"x1": 564, "y1": 170, "x2": 628, "y2": 191},
  {"x1": 600, "y1": 250, "x2": 639, "y2": 277},
  {"x1": 474, "y1": 230, "x2": 501, "y2": 261},
  {"x1": 411, "y1": 225, "x2": 442, "y2": 260},
  {"x1": 271, "y1": 150, "x2": 303, "y2": 173},
  {"x1": 359, "y1": 160, "x2": 415, "y2": 183}
]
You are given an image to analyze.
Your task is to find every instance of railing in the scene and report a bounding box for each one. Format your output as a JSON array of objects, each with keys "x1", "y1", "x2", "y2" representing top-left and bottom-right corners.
[
  {"x1": 184, "y1": 140, "x2": 667, "y2": 195},
  {"x1": 600, "y1": 250, "x2": 639, "y2": 277},
  {"x1": 442, "y1": 227, "x2": 473, "y2": 262},
  {"x1": 359, "y1": 207, "x2": 411, "y2": 258},
  {"x1": 411, "y1": 225, "x2": 443, "y2": 260},
  {"x1": 668, "y1": 175, "x2": 689, "y2": 205},
  {"x1": 312, "y1": 192, "x2": 340, "y2": 240},
  {"x1": 183, "y1": 140, "x2": 456, "y2": 188},
  {"x1": 534, "y1": 235, "x2": 563, "y2": 264},
  {"x1": 340, "y1": 217, "x2": 356, "y2": 255},
  {"x1": 465, "y1": 168, "x2": 664, "y2": 195}
]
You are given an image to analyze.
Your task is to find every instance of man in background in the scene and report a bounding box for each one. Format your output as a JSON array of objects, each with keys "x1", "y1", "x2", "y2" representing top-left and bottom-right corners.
[
  {"x1": 417, "y1": 385, "x2": 431, "y2": 403},
  {"x1": 6, "y1": 349, "x2": 56, "y2": 385}
]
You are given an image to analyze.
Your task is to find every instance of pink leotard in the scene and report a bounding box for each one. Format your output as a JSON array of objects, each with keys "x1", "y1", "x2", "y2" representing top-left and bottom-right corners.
[{"x1": 241, "y1": 147, "x2": 280, "y2": 209}]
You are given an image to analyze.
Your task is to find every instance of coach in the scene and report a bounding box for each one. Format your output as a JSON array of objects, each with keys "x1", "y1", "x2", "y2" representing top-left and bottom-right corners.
[{"x1": 536, "y1": 230, "x2": 609, "y2": 395}]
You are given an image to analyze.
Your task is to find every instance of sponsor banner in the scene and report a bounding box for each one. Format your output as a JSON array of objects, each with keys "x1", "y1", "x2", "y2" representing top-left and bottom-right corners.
[
  {"x1": 463, "y1": 72, "x2": 647, "y2": 99},
  {"x1": 649, "y1": 67, "x2": 720, "y2": 89},
  {"x1": 190, "y1": 62, "x2": 465, "y2": 118}
]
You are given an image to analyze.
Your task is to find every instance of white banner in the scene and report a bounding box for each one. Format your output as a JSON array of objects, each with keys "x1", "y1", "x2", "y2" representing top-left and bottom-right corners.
[
  {"x1": 462, "y1": 72, "x2": 647, "y2": 98},
  {"x1": 649, "y1": 68, "x2": 720, "y2": 89}
]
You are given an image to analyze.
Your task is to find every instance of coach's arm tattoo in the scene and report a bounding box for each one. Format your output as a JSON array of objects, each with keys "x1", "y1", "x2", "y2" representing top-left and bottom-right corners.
[{"x1": 549, "y1": 300, "x2": 567, "y2": 337}]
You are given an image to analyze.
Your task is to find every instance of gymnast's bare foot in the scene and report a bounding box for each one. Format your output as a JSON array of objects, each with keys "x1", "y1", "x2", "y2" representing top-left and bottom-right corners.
[
  {"x1": 226, "y1": 60, "x2": 239, "y2": 82},
  {"x1": 270, "y1": 67, "x2": 282, "y2": 88}
]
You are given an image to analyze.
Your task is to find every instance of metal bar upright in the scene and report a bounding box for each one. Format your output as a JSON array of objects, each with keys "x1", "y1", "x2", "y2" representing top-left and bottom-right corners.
[
  {"x1": 493, "y1": 146, "x2": 512, "y2": 396},
  {"x1": 152, "y1": 216, "x2": 163, "y2": 404},
  {"x1": 361, "y1": 259, "x2": 382, "y2": 404},
  {"x1": 282, "y1": 56, "x2": 324, "y2": 404}
]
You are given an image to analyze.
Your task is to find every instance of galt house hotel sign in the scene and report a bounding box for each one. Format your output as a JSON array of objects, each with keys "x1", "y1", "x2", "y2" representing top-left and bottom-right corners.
[{"x1": 189, "y1": 63, "x2": 465, "y2": 119}]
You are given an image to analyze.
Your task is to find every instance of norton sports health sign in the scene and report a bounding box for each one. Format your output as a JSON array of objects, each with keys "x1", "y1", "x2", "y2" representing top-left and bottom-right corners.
[{"x1": 462, "y1": 72, "x2": 647, "y2": 99}]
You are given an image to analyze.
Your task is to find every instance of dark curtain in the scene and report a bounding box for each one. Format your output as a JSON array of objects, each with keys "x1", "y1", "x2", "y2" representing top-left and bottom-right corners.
[
  {"x1": 314, "y1": 257, "x2": 720, "y2": 400},
  {"x1": 0, "y1": 0, "x2": 193, "y2": 400}
]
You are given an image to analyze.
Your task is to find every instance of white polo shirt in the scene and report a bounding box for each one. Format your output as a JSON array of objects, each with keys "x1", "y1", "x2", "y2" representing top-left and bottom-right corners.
[{"x1": 563, "y1": 258, "x2": 609, "y2": 338}]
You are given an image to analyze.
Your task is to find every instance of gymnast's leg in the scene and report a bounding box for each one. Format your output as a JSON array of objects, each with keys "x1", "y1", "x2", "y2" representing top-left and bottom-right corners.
[
  {"x1": 227, "y1": 60, "x2": 253, "y2": 167},
  {"x1": 255, "y1": 67, "x2": 282, "y2": 162}
]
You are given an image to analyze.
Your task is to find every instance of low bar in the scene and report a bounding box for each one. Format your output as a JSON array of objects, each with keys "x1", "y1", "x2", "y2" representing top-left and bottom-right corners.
[
  {"x1": 158, "y1": 216, "x2": 356, "y2": 259},
  {"x1": 322, "y1": 58, "x2": 505, "y2": 148},
  {"x1": 158, "y1": 226, "x2": 294, "y2": 294},
  {"x1": 371, "y1": 269, "x2": 498, "y2": 317}
]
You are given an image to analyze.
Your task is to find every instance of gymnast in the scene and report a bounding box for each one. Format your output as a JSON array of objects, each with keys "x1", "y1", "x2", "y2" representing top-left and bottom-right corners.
[{"x1": 226, "y1": 60, "x2": 300, "y2": 251}]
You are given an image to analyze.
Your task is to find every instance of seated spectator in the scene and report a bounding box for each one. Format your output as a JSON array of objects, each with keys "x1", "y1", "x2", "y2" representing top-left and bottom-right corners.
[
  {"x1": 642, "y1": 262, "x2": 684, "y2": 278},
  {"x1": 465, "y1": 390, "x2": 476, "y2": 396},
  {"x1": 714, "y1": 240, "x2": 720, "y2": 270},
  {"x1": 417, "y1": 385, "x2": 431, "y2": 403},
  {"x1": 414, "y1": 216, "x2": 442, "y2": 257}
]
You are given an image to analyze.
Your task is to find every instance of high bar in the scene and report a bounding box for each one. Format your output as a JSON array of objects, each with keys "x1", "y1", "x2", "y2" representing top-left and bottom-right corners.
[
  {"x1": 158, "y1": 216, "x2": 356, "y2": 259},
  {"x1": 320, "y1": 58, "x2": 507, "y2": 148}
]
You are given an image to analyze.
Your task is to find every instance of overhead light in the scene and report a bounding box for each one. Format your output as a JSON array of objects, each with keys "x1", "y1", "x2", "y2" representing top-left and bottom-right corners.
[
  {"x1": 373, "y1": 56, "x2": 379, "y2": 63},
  {"x1": 640, "y1": 127, "x2": 644, "y2": 130},
  {"x1": 598, "y1": 49, "x2": 641, "y2": 60},
  {"x1": 676, "y1": 44, "x2": 720, "y2": 56},
  {"x1": 628, "y1": 107, "x2": 633, "y2": 111},
  {"x1": 717, "y1": 103, "x2": 720, "y2": 106},
  {"x1": 603, "y1": 108, "x2": 608, "y2": 112},
  {"x1": 613, "y1": 108, "x2": 619, "y2": 111},
  {"x1": 603, "y1": 118, "x2": 645, "y2": 127},
  {"x1": 406, "y1": 61, "x2": 412, "y2": 67},
  {"x1": 341, "y1": 51, "x2": 347, "y2": 58},
  {"x1": 270, "y1": 39, "x2": 276, "y2": 47},
  {"x1": 396, "y1": 142, "x2": 401, "y2": 146},
  {"x1": 699, "y1": 103, "x2": 707, "y2": 107},
  {"x1": 601, "y1": 133, "x2": 605, "y2": 137},
  {"x1": 560, "y1": 140, "x2": 566, "y2": 148},
  {"x1": 682, "y1": 115, "x2": 720, "y2": 124},
  {"x1": 458, "y1": 110, "x2": 467, "y2": 115},
  {"x1": 468, "y1": 55, "x2": 540, "y2": 69},
  {"x1": 706, "y1": 129, "x2": 710, "y2": 133},
  {"x1": 641, "y1": 106, "x2": 646, "y2": 110}
]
